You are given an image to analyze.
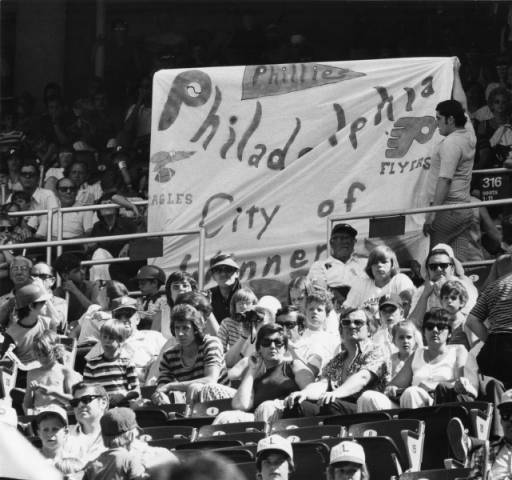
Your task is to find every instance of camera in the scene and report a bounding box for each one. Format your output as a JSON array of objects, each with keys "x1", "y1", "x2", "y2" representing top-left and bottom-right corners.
[{"x1": 235, "y1": 308, "x2": 263, "y2": 326}]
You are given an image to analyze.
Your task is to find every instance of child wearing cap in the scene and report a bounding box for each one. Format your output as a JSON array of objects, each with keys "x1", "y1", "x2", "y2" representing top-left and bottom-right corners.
[
  {"x1": 207, "y1": 254, "x2": 241, "y2": 324},
  {"x1": 23, "y1": 330, "x2": 82, "y2": 414},
  {"x1": 327, "y1": 440, "x2": 369, "y2": 480},
  {"x1": 135, "y1": 265, "x2": 167, "y2": 332},
  {"x1": 0, "y1": 282, "x2": 56, "y2": 365},
  {"x1": 371, "y1": 294, "x2": 406, "y2": 358},
  {"x1": 256, "y1": 434, "x2": 294, "y2": 480},
  {"x1": 83, "y1": 318, "x2": 140, "y2": 406},
  {"x1": 34, "y1": 405, "x2": 69, "y2": 461}
]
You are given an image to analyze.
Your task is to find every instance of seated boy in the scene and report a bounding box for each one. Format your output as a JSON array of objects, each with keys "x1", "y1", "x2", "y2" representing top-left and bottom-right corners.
[
  {"x1": 135, "y1": 265, "x2": 167, "y2": 331},
  {"x1": 440, "y1": 279, "x2": 472, "y2": 350}
]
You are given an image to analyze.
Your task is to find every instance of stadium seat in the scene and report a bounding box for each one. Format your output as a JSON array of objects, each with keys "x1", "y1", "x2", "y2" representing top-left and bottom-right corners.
[
  {"x1": 320, "y1": 436, "x2": 403, "y2": 480},
  {"x1": 165, "y1": 416, "x2": 215, "y2": 429},
  {"x1": 140, "y1": 385, "x2": 157, "y2": 400},
  {"x1": 272, "y1": 425, "x2": 345, "y2": 442},
  {"x1": 397, "y1": 405, "x2": 470, "y2": 469},
  {"x1": 143, "y1": 425, "x2": 197, "y2": 441},
  {"x1": 197, "y1": 421, "x2": 268, "y2": 438},
  {"x1": 174, "y1": 439, "x2": 244, "y2": 450},
  {"x1": 322, "y1": 410, "x2": 392, "y2": 427},
  {"x1": 397, "y1": 468, "x2": 471, "y2": 480},
  {"x1": 348, "y1": 419, "x2": 425, "y2": 470},
  {"x1": 200, "y1": 431, "x2": 266, "y2": 445},
  {"x1": 270, "y1": 416, "x2": 331, "y2": 432},
  {"x1": 148, "y1": 437, "x2": 190, "y2": 449},
  {"x1": 134, "y1": 403, "x2": 190, "y2": 427},
  {"x1": 212, "y1": 447, "x2": 255, "y2": 463},
  {"x1": 291, "y1": 441, "x2": 330, "y2": 480},
  {"x1": 190, "y1": 398, "x2": 233, "y2": 417}
]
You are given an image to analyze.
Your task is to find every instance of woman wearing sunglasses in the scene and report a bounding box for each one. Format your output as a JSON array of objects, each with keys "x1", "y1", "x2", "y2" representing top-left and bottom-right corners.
[
  {"x1": 284, "y1": 308, "x2": 388, "y2": 417},
  {"x1": 360, "y1": 308, "x2": 477, "y2": 411},
  {"x1": 214, "y1": 323, "x2": 314, "y2": 424}
]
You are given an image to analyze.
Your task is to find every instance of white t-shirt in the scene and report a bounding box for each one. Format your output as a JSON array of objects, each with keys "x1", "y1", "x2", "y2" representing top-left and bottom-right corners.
[{"x1": 307, "y1": 254, "x2": 368, "y2": 290}]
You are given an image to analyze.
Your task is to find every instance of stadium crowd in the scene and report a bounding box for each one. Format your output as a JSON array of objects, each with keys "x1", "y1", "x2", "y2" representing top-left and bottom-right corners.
[{"x1": 4, "y1": 8, "x2": 512, "y2": 479}]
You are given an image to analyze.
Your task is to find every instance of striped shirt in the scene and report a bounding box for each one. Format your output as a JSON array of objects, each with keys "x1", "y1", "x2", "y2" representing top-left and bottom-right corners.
[
  {"x1": 217, "y1": 317, "x2": 243, "y2": 351},
  {"x1": 157, "y1": 335, "x2": 229, "y2": 386},
  {"x1": 83, "y1": 354, "x2": 140, "y2": 396},
  {"x1": 470, "y1": 272, "x2": 512, "y2": 335}
]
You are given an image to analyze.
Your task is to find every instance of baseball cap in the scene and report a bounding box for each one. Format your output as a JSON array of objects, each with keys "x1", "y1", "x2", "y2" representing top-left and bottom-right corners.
[
  {"x1": 15, "y1": 283, "x2": 51, "y2": 308},
  {"x1": 329, "y1": 441, "x2": 366, "y2": 466},
  {"x1": 35, "y1": 405, "x2": 68, "y2": 427},
  {"x1": 258, "y1": 296, "x2": 282, "y2": 316},
  {"x1": 257, "y1": 435, "x2": 294, "y2": 467},
  {"x1": 136, "y1": 265, "x2": 166, "y2": 284},
  {"x1": 111, "y1": 296, "x2": 138, "y2": 315},
  {"x1": 498, "y1": 389, "x2": 512, "y2": 411},
  {"x1": 209, "y1": 254, "x2": 239, "y2": 271},
  {"x1": 431, "y1": 243, "x2": 455, "y2": 262},
  {"x1": 100, "y1": 407, "x2": 138, "y2": 436},
  {"x1": 331, "y1": 223, "x2": 357, "y2": 238},
  {"x1": 378, "y1": 293, "x2": 403, "y2": 310}
]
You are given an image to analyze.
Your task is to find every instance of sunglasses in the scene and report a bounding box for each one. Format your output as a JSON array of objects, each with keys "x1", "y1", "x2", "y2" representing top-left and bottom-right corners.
[
  {"x1": 58, "y1": 186, "x2": 78, "y2": 193},
  {"x1": 212, "y1": 266, "x2": 237, "y2": 274},
  {"x1": 341, "y1": 319, "x2": 366, "y2": 327},
  {"x1": 424, "y1": 322, "x2": 450, "y2": 331},
  {"x1": 70, "y1": 394, "x2": 102, "y2": 408},
  {"x1": 277, "y1": 321, "x2": 297, "y2": 330},
  {"x1": 31, "y1": 273, "x2": 53, "y2": 280},
  {"x1": 259, "y1": 338, "x2": 285, "y2": 348},
  {"x1": 428, "y1": 262, "x2": 453, "y2": 271},
  {"x1": 380, "y1": 306, "x2": 398, "y2": 314},
  {"x1": 0, "y1": 226, "x2": 13, "y2": 232}
]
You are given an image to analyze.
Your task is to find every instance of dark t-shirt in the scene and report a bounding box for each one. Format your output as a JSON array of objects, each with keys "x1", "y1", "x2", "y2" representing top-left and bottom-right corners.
[
  {"x1": 91, "y1": 216, "x2": 137, "y2": 257},
  {"x1": 208, "y1": 279, "x2": 241, "y2": 323}
]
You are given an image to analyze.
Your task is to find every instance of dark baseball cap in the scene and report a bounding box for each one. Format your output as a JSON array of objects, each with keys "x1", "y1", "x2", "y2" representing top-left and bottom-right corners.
[{"x1": 331, "y1": 223, "x2": 357, "y2": 238}]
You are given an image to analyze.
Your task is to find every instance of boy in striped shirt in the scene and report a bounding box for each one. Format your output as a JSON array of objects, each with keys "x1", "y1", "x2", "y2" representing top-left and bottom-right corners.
[{"x1": 83, "y1": 318, "x2": 140, "y2": 407}]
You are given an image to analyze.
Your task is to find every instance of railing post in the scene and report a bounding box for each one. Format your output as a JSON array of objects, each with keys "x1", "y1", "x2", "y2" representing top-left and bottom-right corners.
[
  {"x1": 198, "y1": 226, "x2": 206, "y2": 290},
  {"x1": 56, "y1": 209, "x2": 63, "y2": 258},
  {"x1": 46, "y1": 209, "x2": 53, "y2": 265}
]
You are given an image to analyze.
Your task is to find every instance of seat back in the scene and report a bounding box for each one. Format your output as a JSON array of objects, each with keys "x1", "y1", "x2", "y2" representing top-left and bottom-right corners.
[
  {"x1": 271, "y1": 416, "x2": 330, "y2": 432},
  {"x1": 134, "y1": 408, "x2": 169, "y2": 428},
  {"x1": 272, "y1": 425, "x2": 344, "y2": 443},
  {"x1": 348, "y1": 419, "x2": 425, "y2": 470},
  {"x1": 212, "y1": 447, "x2": 255, "y2": 463},
  {"x1": 291, "y1": 442, "x2": 330, "y2": 480},
  {"x1": 198, "y1": 421, "x2": 267, "y2": 438},
  {"x1": 140, "y1": 385, "x2": 157, "y2": 399},
  {"x1": 201, "y1": 431, "x2": 266, "y2": 445},
  {"x1": 143, "y1": 425, "x2": 197, "y2": 441},
  {"x1": 190, "y1": 398, "x2": 233, "y2": 417},
  {"x1": 174, "y1": 439, "x2": 243, "y2": 450},
  {"x1": 398, "y1": 468, "x2": 472, "y2": 480},
  {"x1": 397, "y1": 405, "x2": 470, "y2": 469},
  {"x1": 323, "y1": 410, "x2": 392, "y2": 427}
]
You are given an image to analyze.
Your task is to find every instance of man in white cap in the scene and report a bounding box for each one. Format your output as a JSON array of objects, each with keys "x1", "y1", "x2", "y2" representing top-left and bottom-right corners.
[
  {"x1": 327, "y1": 440, "x2": 368, "y2": 480},
  {"x1": 447, "y1": 389, "x2": 512, "y2": 479},
  {"x1": 256, "y1": 434, "x2": 294, "y2": 480}
]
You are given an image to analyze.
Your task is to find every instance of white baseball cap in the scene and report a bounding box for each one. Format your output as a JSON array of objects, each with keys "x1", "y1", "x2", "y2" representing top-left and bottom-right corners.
[
  {"x1": 257, "y1": 434, "x2": 294, "y2": 467},
  {"x1": 329, "y1": 441, "x2": 365, "y2": 465},
  {"x1": 499, "y1": 389, "x2": 512, "y2": 410}
]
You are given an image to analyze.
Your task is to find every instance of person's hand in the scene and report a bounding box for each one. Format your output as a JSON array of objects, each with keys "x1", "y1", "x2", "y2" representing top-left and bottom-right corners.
[
  {"x1": 318, "y1": 391, "x2": 339, "y2": 406},
  {"x1": 454, "y1": 377, "x2": 472, "y2": 395},
  {"x1": 151, "y1": 389, "x2": 171, "y2": 406},
  {"x1": 384, "y1": 385, "x2": 400, "y2": 398},
  {"x1": 62, "y1": 280, "x2": 79, "y2": 294},
  {"x1": 129, "y1": 204, "x2": 140, "y2": 218},
  {"x1": 423, "y1": 279, "x2": 436, "y2": 296},
  {"x1": 284, "y1": 391, "x2": 308, "y2": 409},
  {"x1": 248, "y1": 354, "x2": 264, "y2": 375}
]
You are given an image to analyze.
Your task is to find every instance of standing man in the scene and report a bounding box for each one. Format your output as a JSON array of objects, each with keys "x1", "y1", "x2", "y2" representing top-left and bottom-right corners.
[
  {"x1": 423, "y1": 59, "x2": 476, "y2": 259},
  {"x1": 307, "y1": 223, "x2": 367, "y2": 303}
]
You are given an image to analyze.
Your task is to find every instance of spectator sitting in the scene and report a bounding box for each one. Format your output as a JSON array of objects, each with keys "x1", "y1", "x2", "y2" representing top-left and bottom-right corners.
[
  {"x1": 83, "y1": 318, "x2": 140, "y2": 407},
  {"x1": 255, "y1": 434, "x2": 295, "y2": 480},
  {"x1": 371, "y1": 294, "x2": 406, "y2": 358},
  {"x1": 389, "y1": 320, "x2": 422, "y2": 378},
  {"x1": 23, "y1": 330, "x2": 82, "y2": 414},
  {"x1": 359, "y1": 308, "x2": 477, "y2": 411},
  {"x1": 214, "y1": 323, "x2": 314, "y2": 424},
  {"x1": 65, "y1": 156, "x2": 102, "y2": 206},
  {"x1": 43, "y1": 145, "x2": 73, "y2": 192},
  {"x1": 5, "y1": 147, "x2": 22, "y2": 192},
  {"x1": 0, "y1": 282, "x2": 57, "y2": 365},
  {"x1": 440, "y1": 279, "x2": 473, "y2": 350},
  {"x1": 33, "y1": 406, "x2": 69, "y2": 461},
  {"x1": 54, "y1": 252, "x2": 101, "y2": 324},
  {"x1": 409, "y1": 243, "x2": 478, "y2": 328},
  {"x1": 52, "y1": 177, "x2": 94, "y2": 239},
  {"x1": 134, "y1": 265, "x2": 167, "y2": 331},
  {"x1": 39, "y1": 95, "x2": 72, "y2": 147},
  {"x1": 343, "y1": 245, "x2": 415, "y2": 313},
  {"x1": 276, "y1": 305, "x2": 304, "y2": 347},
  {"x1": 1, "y1": 201, "x2": 33, "y2": 243},
  {"x1": 217, "y1": 287, "x2": 258, "y2": 352},
  {"x1": 31, "y1": 262, "x2": 68, "y2": 333},
  {"x1": 0, "y1": 255, "x2": 33, "y2": 331},
  {"x1": 13, "y1": 159, "x2": 59, "y2": 239},
  {"x1": 207, "y1": 254, "x2": 241, "y2": 324},
  {"x1": 160, "y1": 270, "x2": 196, "y2": 337},
  {"x1": 327, "y1": 440, "x2": 369, "y2": 480},
  {"x1": 151, "y1": 304, "x2": 234, "y2": 404},
  {"x1": 284, "y1": 308, "x2": 389, "y2": 417}
]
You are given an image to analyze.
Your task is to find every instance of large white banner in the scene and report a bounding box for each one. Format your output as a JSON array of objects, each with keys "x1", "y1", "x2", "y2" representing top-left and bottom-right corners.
[{"x1": 148, "y1": 57, "x2": 454, "y2": 296}]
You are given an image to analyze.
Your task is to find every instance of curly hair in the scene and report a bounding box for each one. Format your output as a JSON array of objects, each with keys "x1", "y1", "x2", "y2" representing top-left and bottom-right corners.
[{"x1": 170, "y1": 304, "x2": 206, "y2": 343}]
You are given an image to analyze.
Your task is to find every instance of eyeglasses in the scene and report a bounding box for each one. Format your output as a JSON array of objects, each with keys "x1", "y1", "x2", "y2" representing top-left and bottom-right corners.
[
  {"x1": 113, "y1": 309, "x2": 135, "y2": 319},
  {"x1": 259, "y1": 338, "x2": 285, "y2": 348},
  {"x1": 31, "y1": 273, "x2": 53, "y2": 280},
  {"x1": 70, "y1": 394, "x2": 102, "y2": 408},
  {"x1": 10, "y1": 265, "x2": 29, "y2": 272},
  {"x1": 380, "y1": 306, "x2": 398, "y2": 314},
  {"x1": 428, "y1": 262, "x2": 453, "y2": 271},
  {"x1": 341, "y1": 318, "x2": 366, "y2": 327},
  {"x1": 20, "y1": 171, "x2": 37, "y2": 178},
  {"x1": 212, "y1": 266, "x2": 237, "y2": 274},
  {"x1": 58, "y1": 186, "x2": 78, "y2": 193},
  {"x1": 277, "y1": 321, "x2": 297, "y2": 330},
  {"x1": 424, "y1": 322, "x2": 450, "y2": 331}
]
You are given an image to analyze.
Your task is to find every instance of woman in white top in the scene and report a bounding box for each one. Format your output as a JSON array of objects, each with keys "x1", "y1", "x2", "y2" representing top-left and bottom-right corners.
[{"x1": 344, "y1": 245, "x2": 415, "y2": 312}]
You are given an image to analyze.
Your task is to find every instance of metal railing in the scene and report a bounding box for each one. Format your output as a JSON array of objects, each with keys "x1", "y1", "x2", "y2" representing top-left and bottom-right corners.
[{"x1": 327, "y1": 197, "x2": 512, "y2": 270}]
